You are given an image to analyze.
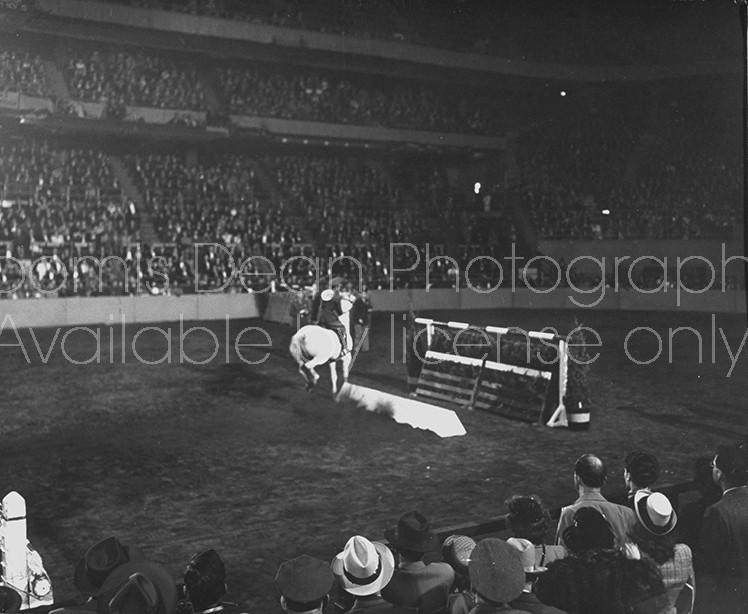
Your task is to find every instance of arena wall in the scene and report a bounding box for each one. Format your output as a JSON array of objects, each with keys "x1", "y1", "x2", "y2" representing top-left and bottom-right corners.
[
  {"x1": 367, "y1": 288, "x2": 746, "y2": 315},
  {"x1": 0, "y1": 293, "x2": 263, "y2": 330},
  {"x1": 1, "y1": 288, "x2": 744, "y2": 331}
]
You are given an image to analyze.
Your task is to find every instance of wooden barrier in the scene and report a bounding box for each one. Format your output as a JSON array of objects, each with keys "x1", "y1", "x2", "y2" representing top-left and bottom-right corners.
[{"x1": 413, "y1": 319, "x2": 567, "y2": 425}]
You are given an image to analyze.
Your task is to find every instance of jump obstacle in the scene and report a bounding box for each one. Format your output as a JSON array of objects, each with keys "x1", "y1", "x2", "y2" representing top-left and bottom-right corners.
[{"x1": 411, "y1": 318, "x2": 576, "y2": 428}]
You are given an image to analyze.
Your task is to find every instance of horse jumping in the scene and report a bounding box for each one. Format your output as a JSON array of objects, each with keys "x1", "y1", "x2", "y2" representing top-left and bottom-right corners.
[{"x1": 288, "y1": 295, "x2": 353, "y2": 394}]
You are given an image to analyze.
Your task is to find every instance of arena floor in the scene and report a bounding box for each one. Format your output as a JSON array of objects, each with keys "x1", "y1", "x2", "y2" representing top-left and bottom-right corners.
[{"x1": 1, "y1": 307, "x2": 746, "y2": 612}]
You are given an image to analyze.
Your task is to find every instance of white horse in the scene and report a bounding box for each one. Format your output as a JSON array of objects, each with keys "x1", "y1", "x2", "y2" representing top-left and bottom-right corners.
[{"x1": 289, "y1": 294, "x2": 353, "y2": 394}]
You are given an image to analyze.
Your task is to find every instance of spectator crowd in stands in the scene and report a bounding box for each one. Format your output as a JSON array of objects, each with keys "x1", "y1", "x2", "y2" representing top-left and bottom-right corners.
[
  {"x1": 218, "y1": 63, "x2": 504, "y2": 135},
  {"x1": 63, "y1": 46, "x2": 205, "y2": 111},
  {"x1": 0, "y1": 47, "x2": 49, "y2": 98},
  {"x1": 30, "y1": 444, "x2": 748, "y2": 614},
  {"x1": 0, "y1": 137, "x2": 744, "y2": 297}
]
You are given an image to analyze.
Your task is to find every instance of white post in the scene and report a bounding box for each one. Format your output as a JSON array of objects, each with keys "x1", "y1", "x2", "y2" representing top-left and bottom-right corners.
[
  {"x1": 2, "y1": 491, "x2": 29, "y2": 607},
  {"x1": 546, "y1": 339, "x2": 569, "y2": 428}
]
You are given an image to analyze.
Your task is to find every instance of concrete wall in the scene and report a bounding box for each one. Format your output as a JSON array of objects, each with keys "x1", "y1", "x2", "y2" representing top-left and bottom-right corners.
[
  {"x1": 367, "y1": 287, "x2": 746, "y2": 315},
  {"x1": 262, "y1": 287, "x2": 746, "y2": 328},
  {"x1": 2, "y1": 287, "x2": 745, "y2": 331},
  {"x1": 1, "y1": 293, "x2": 263, "y2": 330}
]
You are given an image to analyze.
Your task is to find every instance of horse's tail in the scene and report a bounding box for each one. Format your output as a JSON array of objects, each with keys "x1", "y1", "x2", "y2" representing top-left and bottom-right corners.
[{"x1": 289, "y1": 331, "x2": 304, "y2": 365}]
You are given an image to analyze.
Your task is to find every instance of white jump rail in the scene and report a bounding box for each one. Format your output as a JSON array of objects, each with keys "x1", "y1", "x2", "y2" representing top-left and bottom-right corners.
[{"x1": 412, "y1": 318, "x2": 569, "y2": 427}]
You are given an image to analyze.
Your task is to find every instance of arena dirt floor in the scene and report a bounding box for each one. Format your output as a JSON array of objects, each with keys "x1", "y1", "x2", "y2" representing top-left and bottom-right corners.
[{"x1": 1, "y1": 306, "x2": 747, "y2": 612}]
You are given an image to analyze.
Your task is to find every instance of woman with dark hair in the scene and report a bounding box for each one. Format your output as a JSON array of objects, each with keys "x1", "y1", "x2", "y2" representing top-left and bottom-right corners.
[
  {"x1": 180, "y1": 549, "x2": 231, "y2": 614},
  {"x1": 535, "y1": 507, "x2": 668, "y2": 614},
  {"x1": 505, "y1": 495, "x2": 566, "y2": 568},
  {"x1": 627, "y1": 492, "x2": 693, "y2": 614}
]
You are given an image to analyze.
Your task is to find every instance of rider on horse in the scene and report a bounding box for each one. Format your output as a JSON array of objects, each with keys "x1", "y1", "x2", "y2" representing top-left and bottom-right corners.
[{"x1": 310, "y1": 277, "x2": 349, "y2": 356}]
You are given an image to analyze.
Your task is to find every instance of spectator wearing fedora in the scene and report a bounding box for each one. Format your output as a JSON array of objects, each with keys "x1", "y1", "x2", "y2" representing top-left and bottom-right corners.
[
  {"x1": 505, "y1": 538, "x2": 565, "y2": 614},
  {"x1": 330, "y1": 535, "x2": 405, "y2": 613},
  {"x1": 695, "y1": 444, "x2": 748, "y2": 614},
  {"x1": 381, "y1": 511, "x2": 454, "y2": 614},
  {"x1": 466, "y1": 538, "x2": 529, "y2": 614},
  {"x1": 555, "y1": 454, "x2": 635, "y2": 550},
  {"x1": 74, "y1": 537, "x2": 144, "y2": 599},
  {"x1": 505, "y1": 496, "x2": 566, "y2": 569},
  {"x1": 678, "y1": 456, "x2": 722, "y2": 552},
  {"x1": 621, "y1": 451, "x2": 660, "y2": 510},
  {"x1": 96, "y1": 560, "x2": 178, "y2": 614},
  {"x1": 627, "y1": 492, "x2": 692, "y2": 614},
  {"x1": 275, "y1": 554, "x2": 333, "y2": 614},
  {"x1": 441, "y1": 535, "x2": 475, "y2": 614}
]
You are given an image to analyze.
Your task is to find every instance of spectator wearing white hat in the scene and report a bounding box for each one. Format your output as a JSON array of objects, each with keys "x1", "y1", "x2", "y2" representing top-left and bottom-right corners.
[
  {"x1": 330, "y1": 536, "x2": 403, "y2": 613},
  {"x1": 626, "y1": 491, "x2": 692, "y2": 614}
]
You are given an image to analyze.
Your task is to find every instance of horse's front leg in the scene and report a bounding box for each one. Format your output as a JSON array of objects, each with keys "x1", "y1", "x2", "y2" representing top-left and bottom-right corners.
[{"x1": 341, "y1": 352, "x2": 352, "y2": 383}]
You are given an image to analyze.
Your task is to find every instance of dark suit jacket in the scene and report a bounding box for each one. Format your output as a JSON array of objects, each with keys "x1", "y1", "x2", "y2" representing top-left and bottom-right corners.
[
  {"x1": 380, "y1": 561, "x2": 455, "y2": 614},
  {"x1": 695, "y1": 486, "x2": 748, "y2": 614}
]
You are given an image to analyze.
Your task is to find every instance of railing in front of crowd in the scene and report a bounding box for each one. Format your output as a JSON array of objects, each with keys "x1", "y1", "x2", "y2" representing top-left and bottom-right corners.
[{"x1": 431, "y1": 481, "x2": 698, "y2": 542}]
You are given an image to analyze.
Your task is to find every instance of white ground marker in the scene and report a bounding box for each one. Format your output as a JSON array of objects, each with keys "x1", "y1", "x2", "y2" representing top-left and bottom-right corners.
[{"x1": 336, "y1": 382, "x2": 467, "y2": 438}]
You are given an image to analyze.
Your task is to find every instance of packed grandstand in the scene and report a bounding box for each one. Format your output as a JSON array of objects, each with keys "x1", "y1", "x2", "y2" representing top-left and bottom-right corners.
[{"x1": 1, "y1": 3, "x2": 747, "y2": 614}]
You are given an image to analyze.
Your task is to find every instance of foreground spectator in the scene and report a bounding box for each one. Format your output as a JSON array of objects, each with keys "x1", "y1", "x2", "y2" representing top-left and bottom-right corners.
[
  {"x1": 622, "y1": 451, "x2": 660, "y2": 509},
  {"x1": 505, "y1": 538, "x2": 566, "y2": 614},
  {"x1": 466, "y1": 538, "x2": 527, "y2": 614},
  {"x1": 381, "y1": 511, "x2": 454, "y2": 614},
  {"x1": 181, "y1": 549, "x2": 229, "y2": 613},
  {"x1": 537, "y1": 508, "x2": 666, "y2": 614},
  {"x1": 97, "y1": 560, "x2": 178, "y2": 614},
  {"x1": 275, "y1": 554, "x2": 333, "y2": 614},
  {"x1": 330, "y1": 535, "x2": 399, "y2": 613},
  {"x1": 505, "y1": 495, "x2": 566, "y2": 568},
  {"x1": 628, "y1": 492, "x2": 693, "y2": 614},
  {"x1": 678, "y1": 456, "x2": 722, "y2": 551},
  {"x1": 441, "y1": 535, "x2": 476, "y2": 614},
  {"x1": 555, "y1": 454, "x2": 636, "y2": 549},
  {"x1": 535, "y1": 549, "x2": 666, "y2": 614},
  {"x1": 561, "y1": 508, "x2": 616, "y2": 556},
  {"x1": 74, "y1": 536, "x2": 144, "y2": 598},
  {"x1": 695, "y1": 444, "x2": 748, "y2": 614}
]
